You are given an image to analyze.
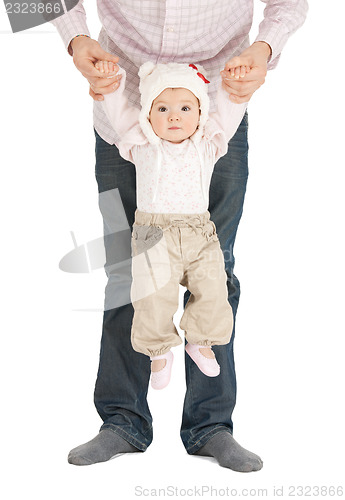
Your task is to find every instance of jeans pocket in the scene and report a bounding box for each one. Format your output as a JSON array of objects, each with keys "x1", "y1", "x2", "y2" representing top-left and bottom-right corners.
[
  {"x1": 131, "y1": 224, "x2": 163, "y2": 256},
  {"x1": 202, "y1": 220, "x2": 219, "y2": 242}
]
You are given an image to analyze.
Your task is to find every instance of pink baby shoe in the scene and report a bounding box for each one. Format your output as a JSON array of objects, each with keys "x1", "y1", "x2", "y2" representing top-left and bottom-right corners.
[
  {"x1": 185, "y1": 343, "x2": 220, "y2": 377},
  {"x1": 150, "y1": 351, "x2": 174, "y2": 390}
]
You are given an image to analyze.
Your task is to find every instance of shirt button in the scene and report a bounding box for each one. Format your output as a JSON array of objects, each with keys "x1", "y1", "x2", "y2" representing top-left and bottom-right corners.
[{"x1": 167, "y1": 27, "x2": 174, "y2": 32}]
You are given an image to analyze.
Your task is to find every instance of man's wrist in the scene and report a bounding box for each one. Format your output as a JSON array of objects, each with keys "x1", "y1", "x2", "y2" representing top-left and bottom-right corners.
[
  {"x1": 253, "y1": 41, "x2": 272, "y2": 62},
  {"x1": 68, "y1": 34, "x2": 90, "y2": 56}
]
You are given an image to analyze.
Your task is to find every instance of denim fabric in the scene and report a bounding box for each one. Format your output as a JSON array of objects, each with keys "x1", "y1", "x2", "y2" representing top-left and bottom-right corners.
[{"x1": 93, "y1": 111, "x2": 248, "y2": 453}]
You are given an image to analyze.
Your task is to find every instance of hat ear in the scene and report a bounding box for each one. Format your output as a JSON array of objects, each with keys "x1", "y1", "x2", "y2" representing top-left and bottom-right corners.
[{"x1": 138, "y1": 61, "x2": 156, "y2": 80}]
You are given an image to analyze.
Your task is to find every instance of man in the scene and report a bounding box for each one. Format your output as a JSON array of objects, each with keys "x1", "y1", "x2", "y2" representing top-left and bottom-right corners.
[{"x1": 52, "y1": 0, "x2": 308, "y2": 471}]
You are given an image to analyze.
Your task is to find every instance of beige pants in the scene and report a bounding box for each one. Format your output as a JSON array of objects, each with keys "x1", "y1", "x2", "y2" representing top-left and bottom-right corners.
[{"x1": 130, "y1": 210, "x2": 233, "y2": 357}]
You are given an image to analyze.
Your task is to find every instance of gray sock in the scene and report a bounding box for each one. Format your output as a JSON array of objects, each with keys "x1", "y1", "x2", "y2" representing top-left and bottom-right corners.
[
  {"x1": 68, "y1": 429, "x2": 140, "y2": 466},
  {"x1": 194, "y1": 431, "x2": 263, "y2": 472}
]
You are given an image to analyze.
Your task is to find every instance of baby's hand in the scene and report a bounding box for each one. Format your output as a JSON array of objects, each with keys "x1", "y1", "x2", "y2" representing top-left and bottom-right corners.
[
  {"x1": 231, "y1": 65, "x2": 251, "y2": 79},
  {"x1": 95, "y1": 60, "x2": 119, "y2": 77},
  {"x1": 221, "y1": 65, "x2": 251, "y2": 80}
]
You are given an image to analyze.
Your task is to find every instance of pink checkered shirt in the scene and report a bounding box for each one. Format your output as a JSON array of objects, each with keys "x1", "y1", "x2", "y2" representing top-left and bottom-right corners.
[{"x1": 52, "y1": 0, "x2": 308, "y2": 145}]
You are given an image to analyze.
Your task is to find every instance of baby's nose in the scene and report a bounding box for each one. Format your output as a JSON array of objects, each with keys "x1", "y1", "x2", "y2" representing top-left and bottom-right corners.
[{"x1": 169, "y1": 113, "x2": 180, "y2": 121}]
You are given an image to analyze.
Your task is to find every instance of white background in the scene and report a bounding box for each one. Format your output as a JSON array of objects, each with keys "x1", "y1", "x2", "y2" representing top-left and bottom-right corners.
[{"x1": 1, "y1": 1, "x2": 344, "y2": 499}]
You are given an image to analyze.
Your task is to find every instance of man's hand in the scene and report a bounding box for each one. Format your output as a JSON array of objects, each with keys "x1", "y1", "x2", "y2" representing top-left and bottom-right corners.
[
  {"x1": 221, "y1": 41, "x2": 272, "y2": 103},
  {"x1": 70, "y1": 36, "x2": 121, "y2": 101}
]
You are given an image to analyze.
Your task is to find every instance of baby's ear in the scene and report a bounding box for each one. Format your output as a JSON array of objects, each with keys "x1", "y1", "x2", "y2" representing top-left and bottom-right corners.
[{"x1": 138, "y1": 61, "x2": 156, "y2": 80}]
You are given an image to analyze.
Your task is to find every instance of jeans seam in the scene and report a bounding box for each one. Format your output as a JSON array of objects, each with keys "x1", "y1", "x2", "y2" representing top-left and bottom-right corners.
[
  {"x1": 100, "y1": 423, "x2": 149, "y2": 451},
  {"x1": 186, "y1": 425, "x2": 232, "y2": 454},
  {"x1": 185, "y1": 346, "x2": 199, "y2": 431}
]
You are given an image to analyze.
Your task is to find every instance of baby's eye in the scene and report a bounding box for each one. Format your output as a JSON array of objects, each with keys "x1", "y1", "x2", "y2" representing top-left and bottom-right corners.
[
  {"x1": 158, "y1": 107, "x2": 167, "y2": 112},
  {"x1": 181, "y1": 106, "x2": 190, "y2": 111}
]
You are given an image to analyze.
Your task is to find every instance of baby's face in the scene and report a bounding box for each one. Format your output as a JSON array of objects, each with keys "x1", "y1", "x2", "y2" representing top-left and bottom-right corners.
[{"x1": 149, "y1": 88, "x2": 200, "y2": 143}]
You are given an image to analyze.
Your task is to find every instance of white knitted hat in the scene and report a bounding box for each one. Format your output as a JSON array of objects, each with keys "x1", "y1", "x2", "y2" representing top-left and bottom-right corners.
[{"x1": 138, "y1": 62, "x2": 210, "y2": 145}]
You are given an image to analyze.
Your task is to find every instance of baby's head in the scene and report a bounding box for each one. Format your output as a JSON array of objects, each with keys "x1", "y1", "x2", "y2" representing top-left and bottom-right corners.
[
  {"x1": 139, "y1": 62, "x2": 210, "y2": 145},
  {"x1": 149, "y1": 87, "x2": 200, "y2": 144}
]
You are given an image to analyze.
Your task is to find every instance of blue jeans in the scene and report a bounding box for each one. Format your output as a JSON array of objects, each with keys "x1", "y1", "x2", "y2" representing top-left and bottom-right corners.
[{"x1": 93, "y1": 111, "x2": 249, "y2": 453}]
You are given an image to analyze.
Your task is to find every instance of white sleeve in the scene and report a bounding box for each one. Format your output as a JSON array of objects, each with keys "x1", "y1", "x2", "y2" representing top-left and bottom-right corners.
[
  {"x1": 206, "y1": 87, "x2": 247, "y2": 162},
  {"x1": 102, "y1": 68, "x2": 147, "y2": 161}
]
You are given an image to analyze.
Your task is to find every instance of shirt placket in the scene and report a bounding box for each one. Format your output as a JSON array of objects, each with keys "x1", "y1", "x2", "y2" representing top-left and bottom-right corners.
[{"x1": 159, "y1": 0, "x2": 182, "y2": 62}]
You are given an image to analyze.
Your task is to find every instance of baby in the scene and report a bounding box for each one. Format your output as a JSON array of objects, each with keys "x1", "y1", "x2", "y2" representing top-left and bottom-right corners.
[{"x1": 95, "y1": 60, "x2": 249, "y2": 389}]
